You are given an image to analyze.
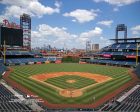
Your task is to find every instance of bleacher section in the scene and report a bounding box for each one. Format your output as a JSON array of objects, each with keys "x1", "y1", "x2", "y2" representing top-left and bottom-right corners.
[
  {"x1": 0, "y1": 84, "x2": 32, "y2": 111},
  {"x1": 100, "y1": 85, "x2": 140, "y2": 111}
]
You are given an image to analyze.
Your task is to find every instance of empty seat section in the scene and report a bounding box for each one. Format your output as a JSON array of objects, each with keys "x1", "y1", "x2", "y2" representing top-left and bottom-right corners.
[{"x1": 0, "y1": 84, "x2": 32, "y2": 111}]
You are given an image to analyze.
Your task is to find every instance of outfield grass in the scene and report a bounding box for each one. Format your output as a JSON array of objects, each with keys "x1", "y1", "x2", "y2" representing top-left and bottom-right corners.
[
  {"x1": 45, "y1": 75, "x2": 96, "y2": 89},
  {"x1": 9, "y1": 63, "x2": 132, "y2": 104}
]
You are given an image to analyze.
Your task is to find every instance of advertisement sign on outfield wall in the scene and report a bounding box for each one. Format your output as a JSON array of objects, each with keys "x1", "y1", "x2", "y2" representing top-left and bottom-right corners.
[
  {"x1": 126, "y1": 55, "x2": 136, "y2": 59},
  {"x1": 103, "y1": 54, "x2": 112, "y2": 58}
]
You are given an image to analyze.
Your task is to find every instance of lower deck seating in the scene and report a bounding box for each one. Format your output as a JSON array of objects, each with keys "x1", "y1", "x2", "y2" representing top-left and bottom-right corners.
[
  {"x1": 87, "y1": 59, "x2": 136, "y2": 67},
  {"x1": 100, "y1": 85, "x2": 140, "y2": 111},
  {"x1": 4, "y1": 57, "x2": 60, "y2": 65},
  {"x1": 0, "y1": 64, "x2": 6, "y2": 75},
  {"x1": 135, "y1": 64, "x2": 140, "y2": 77},
  {"x1": 6, "y1": 58, "x2": 47, "y2": 64},
  {"x1": 0, "y1": 84, "x2": 32, "y2": 111}
]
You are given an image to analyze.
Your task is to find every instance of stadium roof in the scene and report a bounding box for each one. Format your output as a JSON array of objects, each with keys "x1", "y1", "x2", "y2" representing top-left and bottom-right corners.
[
  {"x1": 110, "y1": 37, "x2": 140, "y2": 43},
  {"x1": 110, "y1": 37, "x2": 140, "y2": 41}
]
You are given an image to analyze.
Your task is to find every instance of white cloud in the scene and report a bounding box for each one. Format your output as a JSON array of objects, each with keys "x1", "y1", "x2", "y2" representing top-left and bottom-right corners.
[
  {"x1": 32, "y1": 24, "x2": 104, "y2": 49},
  {"x1": 54, "y1": 1, "x2": 61, "y2": 8},
  {"x1": 113, "y1": 7, "x2": 119, "y2": 11},
  {"x1": 72, "y1": 19, "x2": 76, "y2": 22},
  {"x1": 100, "y1": 36, "x2": 112, "y2": 45},
  {"x1": 0, "y1": 0, "x2": 61, "y2": 18},
  {"x1": 131, "y1": 25, "x2": 140, "y2": 35},
  {"x1": 97, "y1": 20, "x2": 113, "y2": 27},
  {"x1": 0, "y1": 0, "x2": 30, "y2": 6},
  {"x1": 0, "y1": 15, "x2": 6, "y2": 23},
  {"x1": 32, "y1": 24, "x2": 78, "y2": 48},
  {"x1": 80, "y1": 27, "x2": 102, "y2": 38},
  {"x1": 93, "y1": 0, "x2": 139, "y2": 6},
  {"x1": 77, "y1": 27, "x2": 103, "y2": 47},
  {"x1": 63, "y1": 9, "x2": 98, "y2": 23}
]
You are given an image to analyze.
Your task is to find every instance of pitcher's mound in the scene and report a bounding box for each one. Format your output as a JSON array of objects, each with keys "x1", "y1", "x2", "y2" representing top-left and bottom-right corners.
[
  {"x1": 66, "y1": 80, "x2": 76, "y2": 83},
  {"x1": 59, "y1": 89, "x2": 83, "y2": 97}
]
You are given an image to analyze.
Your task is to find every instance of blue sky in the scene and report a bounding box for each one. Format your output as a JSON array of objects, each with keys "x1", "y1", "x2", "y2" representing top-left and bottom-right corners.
[{"x1": 0, "y1": 0, "x2": 140, "y2": 49}]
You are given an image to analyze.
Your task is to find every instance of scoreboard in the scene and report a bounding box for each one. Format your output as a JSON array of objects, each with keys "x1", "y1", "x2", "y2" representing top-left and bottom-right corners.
[{"x1": 0, "y1": 26, "x2": 23, "y2": 47}]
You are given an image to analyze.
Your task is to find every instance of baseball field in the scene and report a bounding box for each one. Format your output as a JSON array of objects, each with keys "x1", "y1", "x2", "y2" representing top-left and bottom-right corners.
[{"x1": 8, "y1": 63, "x2": 132, "y2": 106}]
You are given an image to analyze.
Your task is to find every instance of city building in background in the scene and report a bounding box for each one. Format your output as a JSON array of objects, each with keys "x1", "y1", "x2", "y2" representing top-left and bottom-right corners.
[{"x1": 92, "y1": 44, "x2": 99, "y2": 52}]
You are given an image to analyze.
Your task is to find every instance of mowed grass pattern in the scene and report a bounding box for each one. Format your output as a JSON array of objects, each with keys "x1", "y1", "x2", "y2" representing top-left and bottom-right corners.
[
  {"x1": 45, "y1": 75, "x2": 96, "y2": 89},
  {"x1": 9, "y1": 63, "x2": 132, "y2": 104}
]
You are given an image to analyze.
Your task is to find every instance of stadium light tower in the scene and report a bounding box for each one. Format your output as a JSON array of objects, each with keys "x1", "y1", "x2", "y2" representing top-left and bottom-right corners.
[
  {"x1": 115, "y1": 24, "x2": 127, "y2": 43},
  {"x1": 86, "y1": 41, "x2": 91, "y2": 52},
  {"x1": 20, "y1": 13, "x2": 31, "y2": 50}
]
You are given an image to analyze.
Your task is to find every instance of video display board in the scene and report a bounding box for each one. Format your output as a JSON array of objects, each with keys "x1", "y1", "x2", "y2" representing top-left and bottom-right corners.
[{"x1": 0, "y1": 26, "x2": 23, "y2": 46}]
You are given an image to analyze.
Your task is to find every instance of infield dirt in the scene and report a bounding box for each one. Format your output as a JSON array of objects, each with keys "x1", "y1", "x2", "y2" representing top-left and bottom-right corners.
[{"x1": 30, "y1": 72, "x2": 112, "y2": 97}]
